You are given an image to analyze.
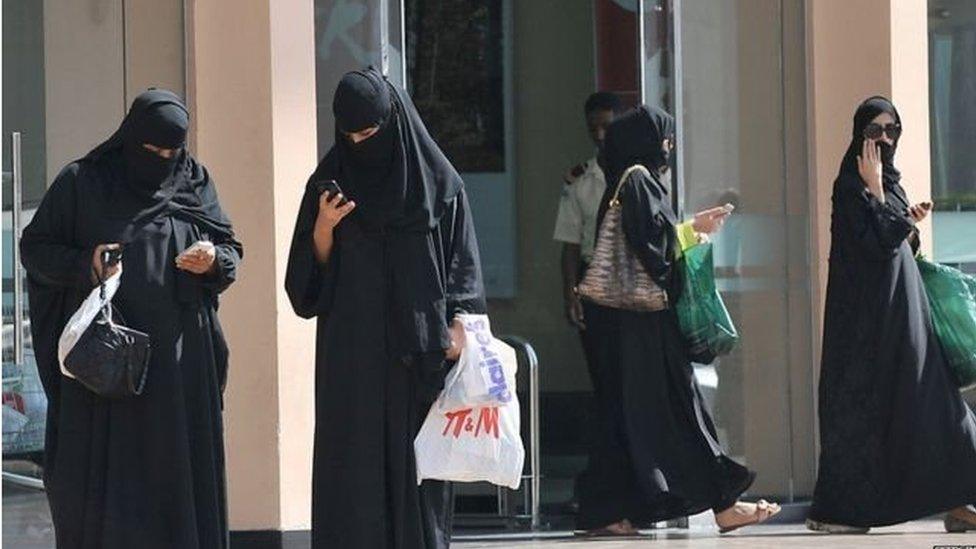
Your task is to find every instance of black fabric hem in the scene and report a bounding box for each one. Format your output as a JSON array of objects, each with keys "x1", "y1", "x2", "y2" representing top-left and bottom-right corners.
[
  {"x1": 711, "y1": 468, "x2": 757, "y2": 513},
  {"x1": 576, "y1": 462, "x2": 756, "y2": 528},
  {"x1": 809, "y1": 491, "x2": 976, "y2": 529}
]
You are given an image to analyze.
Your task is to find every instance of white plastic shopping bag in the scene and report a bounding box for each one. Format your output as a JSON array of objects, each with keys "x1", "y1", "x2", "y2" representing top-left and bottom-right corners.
[
  {"x1": 439, "y1": 314, "x2": 517, "y2": 410},
  {"x1": 415, "y1": 316, "x2": 525, "y2": 489},
  {"x1": 414, "y1": 400, "x2": 525, "y2": 489},
  {"x1": 57, "y1": 270, "x2": 123, "y2": 379}
]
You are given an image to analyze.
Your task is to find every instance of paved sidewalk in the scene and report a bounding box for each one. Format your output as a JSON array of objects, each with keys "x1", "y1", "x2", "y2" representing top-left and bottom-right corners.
[
  {"x1": 456, "y1": 521, "x2": 971, "y2": 548},
  {"x1": 4, "y1": 480, "x2": 970, "y2": 548}
]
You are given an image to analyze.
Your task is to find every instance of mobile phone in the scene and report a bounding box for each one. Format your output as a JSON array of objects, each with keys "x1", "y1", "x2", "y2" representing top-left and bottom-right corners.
[
  {"x1": 722, "y1": 203, "x2": 736, "y2": 214},
  {"x1": 101, "y1": 247, "x2": 123, "y2": 267},
  {"x1": 314, "y1": 179, "x2": 349, "y2": 206},
  {"x1": 181, "y1": 241, "x2": 214, "y2": 257}
]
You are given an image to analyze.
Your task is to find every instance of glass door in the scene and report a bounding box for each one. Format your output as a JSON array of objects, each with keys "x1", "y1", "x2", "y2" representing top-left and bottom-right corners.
[{"x1": 645, "y1": 0, "x2": 812, "y2": 501}]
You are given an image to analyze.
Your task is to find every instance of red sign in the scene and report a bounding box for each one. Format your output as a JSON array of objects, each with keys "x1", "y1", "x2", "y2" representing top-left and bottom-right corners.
[{"x1": 442, "y1": 407, "x2": 500, "y2": 440}]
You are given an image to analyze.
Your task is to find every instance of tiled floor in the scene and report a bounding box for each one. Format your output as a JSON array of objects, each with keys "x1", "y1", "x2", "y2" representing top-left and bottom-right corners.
[
  {"x1": 3, "y1": 482, "x2": 56, "y2": 549},
  {"x1": 4, "y1": 481, "x2": 971, "y2": 548}
]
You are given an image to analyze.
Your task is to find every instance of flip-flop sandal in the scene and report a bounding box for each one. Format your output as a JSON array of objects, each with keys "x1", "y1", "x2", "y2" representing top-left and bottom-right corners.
[{"x1": 718, "y1": 499, "x2": 781, "y2": 534}]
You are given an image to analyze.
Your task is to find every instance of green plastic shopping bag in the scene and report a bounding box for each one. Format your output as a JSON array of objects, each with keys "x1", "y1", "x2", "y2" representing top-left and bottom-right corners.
[
  {"x1": 675, "y1": 242, "x2": 739, "y2": 365},
  {"x1": 916, "y1": 258, "x2": 976, "y2": 390}
]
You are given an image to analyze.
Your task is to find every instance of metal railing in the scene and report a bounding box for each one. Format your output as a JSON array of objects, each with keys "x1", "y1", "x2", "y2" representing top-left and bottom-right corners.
[
  {"x1": 11, "y1": 132, "x2": 25, "y2": 366},
  {"x1": 495, "y1": 335, "x2": 541, "y2": 530}
]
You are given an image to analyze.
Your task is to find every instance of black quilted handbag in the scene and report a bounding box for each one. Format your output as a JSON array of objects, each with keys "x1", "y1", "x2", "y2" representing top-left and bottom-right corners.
[{"x1": 63, "y1": 278, "x2": 151, "y2": 398}]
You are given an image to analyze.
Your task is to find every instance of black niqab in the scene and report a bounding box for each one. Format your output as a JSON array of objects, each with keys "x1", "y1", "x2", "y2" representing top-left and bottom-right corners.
[
  {"x1": 122, "y1": 102, "x2": 188, "y2": 193},
  {"x1": 601, "y1": 105, "x2": 676, "y2": 186},
  {"x1": 295, "y1": 68, "x2": 465, "y2": 360},
  {"x1": 330, "y1": 67, "x2": 462, "y2": 231},
  {"x1": 839, "y1": 95, "x2": 902, "y2": 185},
  {"x1": 86, "y1": 90, "x2": 235, "y2": 243}
]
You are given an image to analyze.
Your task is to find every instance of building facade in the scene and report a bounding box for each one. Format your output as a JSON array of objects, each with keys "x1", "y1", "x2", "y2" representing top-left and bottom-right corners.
[{"x1": 3, "y1": 0, "x2": 973, "y2": 542}]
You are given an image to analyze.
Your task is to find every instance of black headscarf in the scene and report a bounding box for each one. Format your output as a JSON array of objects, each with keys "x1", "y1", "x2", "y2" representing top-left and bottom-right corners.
[
  {"x1": 330, "y1": 67, "x2": 463, "y2": 231},
  {"x1": 839, "y1": 96, "x2": 902, "y2": 186},
  {"x1": 298, "y1": 68, "x2": 465, "y2": 362},
  {"x1": 599, "y1": 105, "x2": 677, "y2": 224},
  {"x1": 601, "y1": 105, "x2": 676, "y2": 189},
  {"x1": 84, "y1": 89, "x2": 235, "y2": 242}
]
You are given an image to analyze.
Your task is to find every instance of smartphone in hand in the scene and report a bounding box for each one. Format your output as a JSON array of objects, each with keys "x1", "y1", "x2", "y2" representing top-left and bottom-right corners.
[
  {"x1": 101, "y1": 247, "x2": 123, "y2": 267},
  {"x1": 314, "y1": 179, "x2": 349, "y2": 206},
  {"x1": 177, "y1": 241, "x2": 216, "y2": 262}
]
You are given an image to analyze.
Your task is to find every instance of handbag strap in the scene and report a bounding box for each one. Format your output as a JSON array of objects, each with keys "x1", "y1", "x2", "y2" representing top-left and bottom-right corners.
[
  {"x1": 609, "y1": 164, "x2": 652, "y2": 208},
  {"x1": 94, "y1": 254, "x2": 122, "y2": 323}
]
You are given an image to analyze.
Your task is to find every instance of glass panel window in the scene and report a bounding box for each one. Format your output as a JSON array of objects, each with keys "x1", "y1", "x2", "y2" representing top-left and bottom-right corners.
[{"x1": 929, "y1": 0, "x2": 976, "y2": 273}]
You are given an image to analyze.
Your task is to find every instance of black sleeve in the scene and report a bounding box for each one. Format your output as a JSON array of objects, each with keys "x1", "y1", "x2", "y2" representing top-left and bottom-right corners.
[
  {"x1": 619, "y1": 171, "x2": 675, "y2": 287},
  {"x1": 443, "y1": 190, "x2": 487, "y2": 317},
  {"x1": 197, "y1": 176, "x2": 243, "y2": 295},
  {"x1": 285, "y1": 177, "x2": 339, "y2": 319},
  {"x1": 834, "y1": 174, "x2": 915, "y2": 260},
  {"x1": 201, "y1": 242, "x2": 242, "y2": 295},
  {"x1": 20, "y1": 164, "x2": 92, "y2": 404},
  {"x1": 20, "y1": 164, "x2": 95, "y2": 290}
]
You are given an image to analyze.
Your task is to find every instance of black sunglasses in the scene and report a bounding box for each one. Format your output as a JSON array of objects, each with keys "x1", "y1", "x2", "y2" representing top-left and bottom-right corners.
[{"x1": 863, "y1": 123, "x2": 902, "y2": 141}]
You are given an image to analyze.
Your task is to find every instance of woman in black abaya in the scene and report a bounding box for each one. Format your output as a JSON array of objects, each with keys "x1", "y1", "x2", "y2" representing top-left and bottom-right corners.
[
  {"x1": 808, "y1": 96, "x2": 976, "y2": 534},
  {"x1": 21, "y1": 89, "x2": 242, "y2": 548},
  {"x1": 576, "y1": 105, "x2": 780, "y2": 536},
  {"x1": 285, "y1": 68, "x2": 486, "y2": 549}
]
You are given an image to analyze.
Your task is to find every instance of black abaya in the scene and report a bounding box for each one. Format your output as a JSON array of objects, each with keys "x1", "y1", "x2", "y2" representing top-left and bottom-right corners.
[
  {"x1": 577, "y1": 106, "x2": 753, "y2": 529},
  {"x1": 21, "y1": 92, "x2": 241, "y2": 549},
  {"x1": 286, "y1": 69, "x2": 486, "y2": 549},
  {"x1": 810, "y1": 97, "x2": 976, "y2": 527}
]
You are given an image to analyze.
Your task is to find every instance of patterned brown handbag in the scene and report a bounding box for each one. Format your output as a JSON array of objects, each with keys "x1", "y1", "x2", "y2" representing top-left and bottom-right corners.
[{"x1": 576, "y1": 164, "x2": 669, "y2": 312}]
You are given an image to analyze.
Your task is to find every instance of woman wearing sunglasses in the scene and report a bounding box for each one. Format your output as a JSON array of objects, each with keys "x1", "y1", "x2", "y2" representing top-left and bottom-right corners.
[{"x1": 808, "y1": 96, "x2": 976, "y2": 534}]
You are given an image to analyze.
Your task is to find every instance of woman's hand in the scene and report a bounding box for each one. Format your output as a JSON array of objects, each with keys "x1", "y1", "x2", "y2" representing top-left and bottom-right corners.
[
  {"x1": 909, "y1": 201, "x2": 932, "y2": 223},
  {"x1": 176, "y1": 241, "x2": 217, "y2": 275},
  {"x1": 92, "y1": 243, "x2": 122, "y2": 281},
  {"x1": 858, "y1": 139, "x2": 885, "y2": 202},
  {"x1": 445, "y1": 318, "x2": 466, "y2": 362},
  {"x1": 314, "y1": 191, "x2": 356, "y2": 233},
  {"x1": 691, "y1": 206, "x2": 732, "y2": 235},
  {"x1": 311, "y1": 192, "x2": 355, "y2": 264}
]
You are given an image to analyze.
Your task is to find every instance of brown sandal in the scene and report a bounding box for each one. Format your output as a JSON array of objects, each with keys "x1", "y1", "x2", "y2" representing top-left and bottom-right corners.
[
  {"x1": 717, "y1": 499, "x2": 781, "y2": 534},
  {"x1": 945, "y1": 506, "x2": 976, "y2": 533}
]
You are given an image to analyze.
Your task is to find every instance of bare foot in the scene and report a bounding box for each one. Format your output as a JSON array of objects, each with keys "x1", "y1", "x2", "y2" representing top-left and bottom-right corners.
[
  {"x1": 715, "y1": 500, "x2": 781, "y2": 533},
  {"x1": 581, "y1": 519, "x2": 640, "y2": 537}
]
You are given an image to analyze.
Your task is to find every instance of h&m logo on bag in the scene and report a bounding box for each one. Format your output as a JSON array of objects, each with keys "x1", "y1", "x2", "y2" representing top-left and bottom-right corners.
[
  {"x1": 463, "y1": 318, "x2": 512, "y2": 404},
  {"x1": 442, "y1": 407, "x2": 500, "y2": 439}
]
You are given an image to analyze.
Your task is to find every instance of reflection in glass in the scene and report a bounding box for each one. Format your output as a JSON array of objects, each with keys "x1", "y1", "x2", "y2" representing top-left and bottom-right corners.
[
  {"x1": 315, "y1": 0, "x2": 405, "y2": 154},
  {"x1": 405, "y1": 0, "x2": 505, "y2": 173},
  {"x1": 675, "y1": 0, "x2": 797, "y2": 497},
  {"x1": 640, "y1": 0, "x2": 674, "y2": 112},
  {"x1": 928, "y1": 0, "x2": 976, "y2": 273}
]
